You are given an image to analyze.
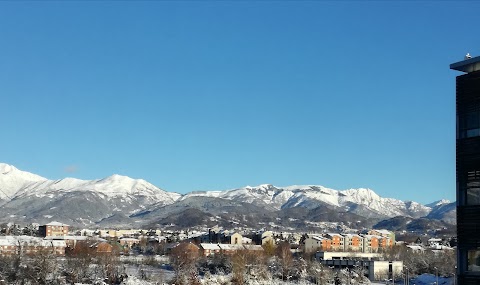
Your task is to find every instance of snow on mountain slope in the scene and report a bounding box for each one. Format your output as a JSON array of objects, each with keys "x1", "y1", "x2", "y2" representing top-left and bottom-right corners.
[
  {"x1": 182, "y1": 184, "x2": 297, "y2": 209},
  {"x1": 426, "y1": 199, "x2": 451, "y2": 208},
  {"x1": 185, "y1": 184, "x2": 433, "y2": 219},
  {"x1": 0, "y1": 163, "x2": 180, "y2": 204},
  {"x1": 0, "y1": 163, "x2": 453, "y2": 227},
  {"x1": 0, "y1": 163, "x2": 47, "y2": 199},
  {"x1": 338, "y1": 188, "x2": 430, "y2": 217},
  {"x1": 426, "y1": 200, "x2": 456, "y2": 224}
]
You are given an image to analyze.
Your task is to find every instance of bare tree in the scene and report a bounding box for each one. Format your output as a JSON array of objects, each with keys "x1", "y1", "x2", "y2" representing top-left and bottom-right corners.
[
  {"x1": 245, "y1": 250, "x2": 271, "y2": 282},
  {"x1": 21, "y1": 242, "x2": 61, "y2": 285},
  {"x1": 63, "y1": 240, "x2": 97, "y2": 284},
  {"x1": 337, "y1": 268, "x2": 353, "y2": 285},
  {"x1": 308, "y1": 261, "x2": 334, "y2": 285},
  {"x1": 275, "y1": 241, "x2": 294, "y2": 281},
  {"x1": 0, "y1": 254, "x2": 22, "y2": 284},
  {"x1": 169, "y1": 242, "x2": 200, "y2": 285},
  {"x1": 231, "y1": 250, "x2": 248, "y2": 285},
  {"x1": 262, "y1": 240, "x2": 276, "y2": 257}
]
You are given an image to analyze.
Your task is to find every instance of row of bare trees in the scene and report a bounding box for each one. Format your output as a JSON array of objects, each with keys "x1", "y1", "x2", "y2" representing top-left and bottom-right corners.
[
  {"x1": 169, "y1": 241, "x2": 350, "y2": 285},
  {"x1": 0, "y1": 240, "x2": 456, "y2": 284},
  {"x1": 0, "y1": 242, "x2": 127, "y2": 285},
  {"x1": 382, "y1": 245, "x2": 456, "y2": 277},
  {"x1": 168, "y1": 241, "x2": 456, "y2": 285}
]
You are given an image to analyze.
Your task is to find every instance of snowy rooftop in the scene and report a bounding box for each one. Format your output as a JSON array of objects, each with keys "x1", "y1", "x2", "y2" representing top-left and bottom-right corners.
[
  {"x1": 119, "y1": 238, "x2": 140, "y2": 241},
  {"x1": 406, "y1": 244, "x2": 425, "y2": 251},
  {"x1": 45, "y1": 221, "x2": 69, "y2": 226},
  {"x1": 243, "y1": 244, "x2": 264, "y2": 251},
  {"x1": 200, "y1": 243, "x2": 221, "y2": 250},
  {"x1": 0, "y1": 235, "x2": 66, "y2": 247},
  {"x1": 311, "y1": 235, "x2": 327, "y2": 241},
  {"x1": 342, "y1": 233, "x2": 362, "y2": 238},
  {"x1": 218, "y1": 244, "x2": 243, "y2": 250}
]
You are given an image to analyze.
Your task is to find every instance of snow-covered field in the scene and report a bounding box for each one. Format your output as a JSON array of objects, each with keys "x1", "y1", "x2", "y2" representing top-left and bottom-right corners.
[{"x1": 111, "y1": 273, "x2": 454, "y2": 285}]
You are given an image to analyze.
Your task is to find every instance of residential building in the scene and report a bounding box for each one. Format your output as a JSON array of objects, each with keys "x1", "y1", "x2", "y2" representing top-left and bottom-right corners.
[
  {"x1": 243, "y1": 244, "x2": 264, "y2": 252},
  {"x1": 343, "y1": 234, "x2": 364, "y2": 252},
  {"x1": 325, "y1": 233, "x2": 344, "y2": 251},
  {"x1": 39, "y1": 221, "x2": 69, "y2": 237},
  {"x1": 227, "y1": 232, "x2": 243, "y2": 245},
  {"x1": 304, "y1": 235, "x2": 332, "y2": 253},
  {"x1": 363, "y1": 235, "x2": 380, "y2": 253},
  {"x1": 260, "y1": 231, "x2": 274, "y2": 246},
  {"x1": 218, "y1": 244, "x2": 244, "y2": 255},
  {"x1": 199, "y1": 243, "x2": 221, "y2": 257},
  {"x1": 95, "y1": 242, "x2": 114, "y2": 254},
  {"x1": 0, "y1": 236, "x2": 66, "y2": 256},
  {"x1": 451, "y1": 55, "x2": 480, "y2": 285},
  {"x1": 119, "y1": 237, "x2": 140, "y2": 248},
  {"x1": 368, "y1": 229, "x2": 395, "y2": 244},
  {"x1": 199, "y1": 243, "x2": 264, "y2": 257}
]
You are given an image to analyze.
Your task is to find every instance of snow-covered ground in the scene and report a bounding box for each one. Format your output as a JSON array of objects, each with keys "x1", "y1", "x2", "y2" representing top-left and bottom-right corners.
[
  {"x1": 370, "y1": 274, "x2": 453, "y2": 285},
  {"x1": 114, "y1": 273, "x2": 455, "y2": 285}
]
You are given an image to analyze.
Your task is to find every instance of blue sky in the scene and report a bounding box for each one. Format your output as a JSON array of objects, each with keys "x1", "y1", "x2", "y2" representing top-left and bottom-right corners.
[{"x1": 1, "y1": 1, "x2": 478, "y2": 204}]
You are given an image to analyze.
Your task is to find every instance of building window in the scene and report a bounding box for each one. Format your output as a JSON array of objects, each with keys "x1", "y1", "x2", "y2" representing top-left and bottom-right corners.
[
  {"x1": 468, "y1": 250, "x2": 480, "y2": 271},
  {"x1": 459, "y1": 111, "x2": 480, "y2": 138},
  {"x1": 466, "y1": 170, "x2": 480, "y2": 205}
]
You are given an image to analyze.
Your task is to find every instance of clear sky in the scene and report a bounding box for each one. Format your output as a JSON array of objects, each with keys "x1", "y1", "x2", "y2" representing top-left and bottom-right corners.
[{"x1": 1, "y1": 1, "x2": 478, "y2": 204}]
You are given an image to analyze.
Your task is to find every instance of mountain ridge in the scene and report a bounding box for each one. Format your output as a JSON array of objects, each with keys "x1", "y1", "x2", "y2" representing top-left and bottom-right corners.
[{"x1": 0, "y1": 163, "x2": 456, "y2": 229}]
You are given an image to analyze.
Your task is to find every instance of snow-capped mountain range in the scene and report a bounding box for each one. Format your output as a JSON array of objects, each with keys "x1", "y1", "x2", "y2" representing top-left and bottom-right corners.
[
  {"x1": 183, "y1": 184, "x2": 432, "y2": 218},
  {"x1": 0, "y1": 163, "x2": 455, "y2": 228},
  {"x1": 0, "y1": 163, "x2": 180, "y2": 203}
]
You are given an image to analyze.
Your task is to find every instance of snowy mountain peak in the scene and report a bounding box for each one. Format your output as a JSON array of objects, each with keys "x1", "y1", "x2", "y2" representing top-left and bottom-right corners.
[
  {"x1": 106, "y1": 173, "x2": 130, "y2": 180},
  {"x1": 0, "y1": 163, "x2": 180, "y2": 206},
  {"x1": 258, "y1": 183, "x2": 274, "y2": 189},
  {"x1": 0, "y1": 163, "x2": 15, "y2": 173},
  {"x1": 0, "y1": 163, "x2": 48, "y2": 200},
  {"x1": 426, "y1": 199, "x2": 452, "y2": 208},
  {"x1": 0, "y1": 163, "x2": 46, "y2": 180},
  {"x1": 341, "y1": 188, "x2": 379, "y2": 198},
  {"x1": 245, "y1": 184, "x2": 275, "y2": 190}
]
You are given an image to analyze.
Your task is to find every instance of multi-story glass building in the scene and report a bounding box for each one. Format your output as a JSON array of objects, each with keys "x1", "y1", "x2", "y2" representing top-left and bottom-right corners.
[{"x1": 451, "y1": 55, "x2": 480, "y2": 285}]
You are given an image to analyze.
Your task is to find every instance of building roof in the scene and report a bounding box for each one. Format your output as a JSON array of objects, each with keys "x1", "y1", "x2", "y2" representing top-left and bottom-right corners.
[
  {"x1": 311, "y1": 235, "x2": 327, "y2": 241},
  {"x1": 342, "y1": 234, "x2": 362, "y2": 238},
  {"x1": 200, "y1": 243, "x2": 221, "y2": 250},
  {"x1": 363, "y1": 235, "x2": 382, "y2": 239},
  {"x1": 44, "y1": 235, "x2": 107, "y2": 242},
  {"x1": 218, "y1": 244, "x2": 243, "y2": 250},
  {"x1": 406, "y1": 244, "x2": 425, "y2": 251},
  {"x1": 0, "y1": 236, "x2": 66, "y2": 247},
  {"x1": 44, "y1": 221, "x2": 69, "y2": 226},
  {"x1": 243, "y1": 244, "x2": 264, "y2": 251},
  {"x1": 450, "y1": 55, "x2": 480, "y2": 73},
  {"x1": 119, "y1": 238, "x2": 140, "y2": 242}
]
